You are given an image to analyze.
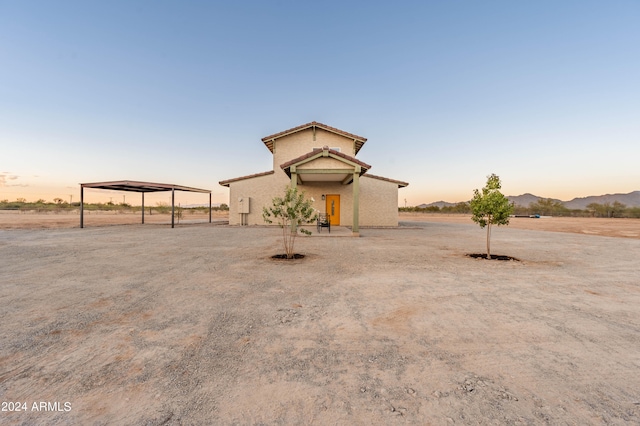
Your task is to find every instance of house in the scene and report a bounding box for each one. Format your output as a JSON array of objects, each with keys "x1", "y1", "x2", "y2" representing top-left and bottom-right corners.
[{"x1": 219, "y1": 121, "x2": 408, "y2": 235}]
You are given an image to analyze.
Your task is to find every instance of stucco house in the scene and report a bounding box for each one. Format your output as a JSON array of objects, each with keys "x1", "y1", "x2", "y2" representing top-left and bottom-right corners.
[{"x1": 219, "y1": 121, "x2": 408, "y2": 235}]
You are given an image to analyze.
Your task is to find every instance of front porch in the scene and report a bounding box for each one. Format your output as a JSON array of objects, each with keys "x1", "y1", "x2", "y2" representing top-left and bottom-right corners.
[
  {"x1": 299, "y1": 225, "x2": 355, "y2": 237},
  {"x1": 281, "y1": 146, "x2": 371, "y2": 237}
]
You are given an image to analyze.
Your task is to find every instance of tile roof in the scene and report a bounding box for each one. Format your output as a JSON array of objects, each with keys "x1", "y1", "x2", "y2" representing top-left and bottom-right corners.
[
  {"x1": 280, "y1": 148, "x2": 371, "y2": 173},
  {"x1": 261, "y1": 121, "x2": 367, "y2": 154},
  {"x1": 218, "y1": 170, "x2": 274, "y2": 187},
  {"x1": 364, "y1": 173, "x2": 409, "y2": 188}
]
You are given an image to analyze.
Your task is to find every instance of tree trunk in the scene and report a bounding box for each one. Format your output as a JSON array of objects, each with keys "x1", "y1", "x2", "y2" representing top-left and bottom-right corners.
[
  {"x1": 287, "y1": 230, "x2": 296, "y2": 259},
  {"x1": 486, "y1": 222, "x2": 492, "y2": 259}
]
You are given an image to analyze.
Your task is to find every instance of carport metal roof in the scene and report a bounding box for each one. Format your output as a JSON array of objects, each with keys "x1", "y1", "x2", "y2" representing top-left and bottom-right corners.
[
  {"x1": 81, "y1": 180, "x2": 211, "y2": 193},
  {"x1": 80, "y1": 180, "x2": 212, "y2": 228}
]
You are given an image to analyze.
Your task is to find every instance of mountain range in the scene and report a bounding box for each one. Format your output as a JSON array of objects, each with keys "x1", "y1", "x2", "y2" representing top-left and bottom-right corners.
[{"x1": 417, "y1": 191, "x2": 640, "y2": 209}]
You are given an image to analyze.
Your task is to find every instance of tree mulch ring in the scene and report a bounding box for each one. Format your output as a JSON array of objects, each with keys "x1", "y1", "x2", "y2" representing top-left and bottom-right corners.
[
  {"x1": 271, "y1": 254, "x2": 305, "y2": 260},
  {"x1": 467, "y1": 253, "x2": 520, "y2": 261}
]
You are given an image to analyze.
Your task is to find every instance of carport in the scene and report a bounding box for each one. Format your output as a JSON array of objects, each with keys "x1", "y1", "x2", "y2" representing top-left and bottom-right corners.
[{"x1": 80, "y1": 180, "x2": 211, "y2": 228}]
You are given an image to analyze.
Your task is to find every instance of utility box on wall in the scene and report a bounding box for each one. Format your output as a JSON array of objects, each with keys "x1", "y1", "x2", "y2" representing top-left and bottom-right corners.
[{"x1": 238, "y1": 197, "x2": 250, "y2": 214}]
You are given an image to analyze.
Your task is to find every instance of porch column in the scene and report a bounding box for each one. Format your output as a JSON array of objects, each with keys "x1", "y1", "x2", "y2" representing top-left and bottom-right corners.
[
  {"x1": 171, "y1": 188, "x2": 175, "y2": 228},
  {"x1": 141, "y1": 192, "x2": 145, "y2": 224},
  {"x1": 80, "y1": 185, "x2": 84, "y2": 228},
  {"x1": 290, "y1": 165, "x2": 297, "y2": 189},
  {"x1": 352, "y1": 166, "x2": 360, "y2": 236}
]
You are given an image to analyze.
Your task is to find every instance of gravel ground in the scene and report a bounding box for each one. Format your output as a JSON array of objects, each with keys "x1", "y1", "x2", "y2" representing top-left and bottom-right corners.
[
  {"x1": 1, "y1": 221, "x2": 639, "y2": 424},
  {"x1": 0, "y1": 211, "x2": 227, "y2": 230}
]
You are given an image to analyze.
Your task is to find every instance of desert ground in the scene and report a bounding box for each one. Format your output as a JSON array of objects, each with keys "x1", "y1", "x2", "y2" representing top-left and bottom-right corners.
[
  {"x1": 1, "y1": 212, "x2": 639, "y2": 424},
  {"x1": 1, "y1": 211, "x2": 639, "y2": 240},
  {"x1": 399, "y1": 212, "x2": 640, "y2": 240},
  {"x1": 0, "y1": 210, "x2": 229, "y2": 230}
]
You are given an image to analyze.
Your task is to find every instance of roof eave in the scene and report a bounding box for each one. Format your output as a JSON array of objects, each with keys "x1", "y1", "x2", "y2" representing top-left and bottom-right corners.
[
  {"x1": 364, "y1": 174, "x2": 409, "y2": 188},
  {"x1": 218, "y1": 170, "x2": 275, "y2": 187},
  {"x1": 80, "y1": 180, "x2": 211, "y2": 193},
  {"x1": 280, "y1": 148, "x2": 371, "y2": 179},
  {"x1": 261, "y1": 121, "x2": 367, "y2": 154}
]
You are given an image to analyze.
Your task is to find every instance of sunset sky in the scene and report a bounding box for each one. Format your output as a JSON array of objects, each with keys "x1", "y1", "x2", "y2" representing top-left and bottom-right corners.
[{"x1": 1, "y1": 1, "x2": 639, "y2": 206}]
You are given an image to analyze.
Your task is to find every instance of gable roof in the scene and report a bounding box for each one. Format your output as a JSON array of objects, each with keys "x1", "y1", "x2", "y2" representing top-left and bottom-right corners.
[
  {"x1": 364, "y1": 173, "x2": 409, "y2": 188},
  {"x1": 280, "y1": 146, "x2": 371, "y2": 185},
  {"x1": 261, "y1": 121, "x2": 367, "y2": 155},
  {"x1": 218, "y1": 170, "x2": 274, "y2": 187},
  {"x1": 280, "y1": 148, "x2": 371, "y2": 177}
]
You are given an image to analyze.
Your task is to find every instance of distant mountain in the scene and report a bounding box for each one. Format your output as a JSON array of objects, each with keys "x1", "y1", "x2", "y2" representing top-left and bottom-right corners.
[
  {"x1": 417, "y1": 201, "x2": 457, "y2": 209},
  {"x1": 507, "y1": 192, "x2": 563, "y2": 207},
  {"x1": 506, "y1": 193, "x2": 561, "y2": 207},
  {"x1": 563, "y1": 191, "x2": 640, "y2": 209},
  {"x1": 417, "y1": 190, "x2": 640, "y2": 209}
]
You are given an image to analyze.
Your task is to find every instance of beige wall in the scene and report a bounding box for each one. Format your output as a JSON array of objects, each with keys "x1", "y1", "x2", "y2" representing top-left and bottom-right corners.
[
  {"x1": 228, "y1": 170, "x2": 290, "y2": 225},
  {"x1": 272, "y1": 128, "x2": 356, "y2": 169},
  {"x1": 295, "y1": 181, "x2": 354, "y2": 226},
  {"x1": 297, "y1": 156, "x2": 348, "y2": 170},
  {"x1": 227, "y1": 126, "x2": 403, "y2": 227},
  {"x1": 359, "y1": 176, "x2": 400, "y2": 226},
  {"x1": 228, "y1": 173, "x2": 401, "y2": 227},
  {"x1": 296, "y1": 177, "x2": 400, "y2": 227}
]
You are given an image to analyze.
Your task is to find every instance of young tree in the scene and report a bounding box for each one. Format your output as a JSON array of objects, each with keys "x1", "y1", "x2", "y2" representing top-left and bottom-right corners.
[
  {"x1": 470, "y1": 174, "x2": 514, "y2": 259},
  {"x1": 262, "y1": 186, "x2": 317, "y2": 259}
]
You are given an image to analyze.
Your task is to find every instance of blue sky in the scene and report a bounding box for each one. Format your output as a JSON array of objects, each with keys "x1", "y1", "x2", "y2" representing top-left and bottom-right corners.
[{"x1": 1, "y1": 1, "x2": 639, "y2": 206}]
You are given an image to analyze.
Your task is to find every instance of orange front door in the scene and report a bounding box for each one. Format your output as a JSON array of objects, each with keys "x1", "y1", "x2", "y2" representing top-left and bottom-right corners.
[{"x1": 326, "y1": 195, "x2": 340, "y2": 226}]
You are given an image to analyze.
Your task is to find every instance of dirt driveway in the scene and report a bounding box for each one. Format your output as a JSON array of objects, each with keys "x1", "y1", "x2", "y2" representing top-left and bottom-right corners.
[
  {"x1": 400, "y1": 212, "x2": 640, "y2": 240},
  {"x1": 0, "y1": 210, "x2": 227, "y2": 230},
  {"x1": 1, "y1": 221, "x2": 639, "y2": 424}
]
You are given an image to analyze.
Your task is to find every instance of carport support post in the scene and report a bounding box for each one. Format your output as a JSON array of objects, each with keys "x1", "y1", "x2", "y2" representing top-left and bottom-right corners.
[
  {"x1": 171, "y1": 188, "x2": 175, "y2": 228},
  {"x1": 80, "y1": 185, "x2": 84, "y2": 228},
  {"x1": 352, "y1": 166, "x2": 360, "y2": 237},
  {"x1": 141, "y1": 192, "x2": 144, "y2": 224},
  {"x1": 209, "y1": 193, "x2": 212, "y2": 223}
]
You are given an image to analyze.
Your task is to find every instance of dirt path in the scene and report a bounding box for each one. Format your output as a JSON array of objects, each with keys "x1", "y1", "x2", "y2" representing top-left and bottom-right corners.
[
  {"x1": 0, "y1": 211, "x2": 228, "y2": 230},
  {"x1": 3, "y1": 211, "x2": 638, "y2": 241},
  {"x1": 400, "y1": 212, "x2": 640, "y2": 239},
  {"x1": 1, "y1": 221, "x2": 639, "y2": 424}
]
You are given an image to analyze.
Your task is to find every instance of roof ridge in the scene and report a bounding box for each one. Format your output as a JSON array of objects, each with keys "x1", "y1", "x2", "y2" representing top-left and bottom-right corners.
[
  {"x1": 261, "y1": 121, "x2": 367, "y2": 142},
  {"x1": 260, "y1": 121, "x2": 367, "y2": 155}
]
